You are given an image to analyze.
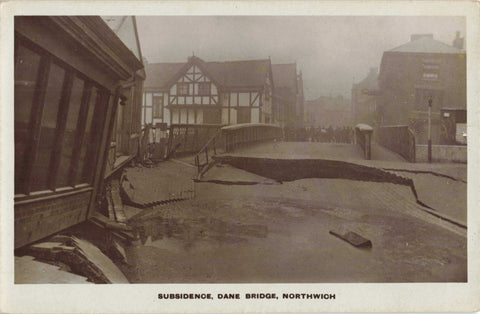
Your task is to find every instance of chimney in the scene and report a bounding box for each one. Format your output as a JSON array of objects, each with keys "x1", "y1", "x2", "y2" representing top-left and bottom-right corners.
[
  {"x1": 452, "y1": 31, "x2": 464, "y2": 50},
  {"x1": 411, "y1": 34, "x2": 433, "y2": 41}
]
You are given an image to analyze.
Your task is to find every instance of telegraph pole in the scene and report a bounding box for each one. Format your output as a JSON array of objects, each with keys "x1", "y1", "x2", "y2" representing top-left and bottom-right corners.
[{"x1": 428, "y1": 96, "x2": 432, "y2": 163}]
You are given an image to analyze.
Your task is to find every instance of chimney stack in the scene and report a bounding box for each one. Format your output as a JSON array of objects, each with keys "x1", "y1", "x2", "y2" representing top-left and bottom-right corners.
[
  {"x1": 411, "y1": 34, "x2": 433, "y2": 41},
  {"x1": 452, "y1": 31, "x2": 464, "y2": 50}
]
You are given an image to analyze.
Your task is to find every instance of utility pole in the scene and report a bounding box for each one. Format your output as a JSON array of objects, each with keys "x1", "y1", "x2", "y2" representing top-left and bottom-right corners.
[{"x1": 428, "y1": 96, "x2": 432, "y2": 163}]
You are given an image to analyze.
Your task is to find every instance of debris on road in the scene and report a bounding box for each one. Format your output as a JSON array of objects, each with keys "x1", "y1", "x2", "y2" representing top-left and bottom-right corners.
[{"x1": 329, "y1": 229, "x2": 372, "y2": 248}]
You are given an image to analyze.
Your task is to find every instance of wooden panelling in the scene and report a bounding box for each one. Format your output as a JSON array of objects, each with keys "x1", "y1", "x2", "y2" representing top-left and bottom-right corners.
[{"x1": 15, "y1": 190, "x2": 92, "y2": 248}]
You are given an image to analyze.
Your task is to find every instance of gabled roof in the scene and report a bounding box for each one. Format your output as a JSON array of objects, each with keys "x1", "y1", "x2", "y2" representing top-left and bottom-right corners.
[
  {"x1": 389, "y1": 36, "x2": 463, "y2": 54},
  {"x1": 144, "y1": 63, "x2": 185, "y2": 90},
  {"x1": 144, "y1": 56, "x2": 271, "y2": 91},
  {"x1": 206, "y1": 59, "x2": 271, "y2": 87},
  {"x1": 272, "y1": 63, "x2": 297, "y2": 90}
]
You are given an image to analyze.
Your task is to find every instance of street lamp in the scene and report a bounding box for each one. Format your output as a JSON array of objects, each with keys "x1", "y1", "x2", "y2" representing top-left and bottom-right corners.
[{"x1": 428, "y1": 96, "x2": 432, "y2": 163}]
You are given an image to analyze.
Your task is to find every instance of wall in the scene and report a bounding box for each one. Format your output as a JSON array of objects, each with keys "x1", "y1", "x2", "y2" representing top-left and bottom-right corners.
[
  {"x1": 416, "y1": 144, "x2": 467, "y2": 163},
  {"x1": 379, "y1": 51, "x2": 466, "y2": 145},
  {"x1": 15, "y1": 189, "x2": 92, "y2": 248}
]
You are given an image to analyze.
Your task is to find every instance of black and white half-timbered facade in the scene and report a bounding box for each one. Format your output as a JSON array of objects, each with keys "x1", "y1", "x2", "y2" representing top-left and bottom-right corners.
[{"x1": 143, "y1": 56, "x2": 274, "y2": 127}]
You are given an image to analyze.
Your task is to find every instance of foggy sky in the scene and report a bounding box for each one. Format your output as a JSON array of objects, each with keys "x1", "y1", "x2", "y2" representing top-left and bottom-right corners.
[{"x1": 136, "y1": 16, "x2": 465, "y2": 100}]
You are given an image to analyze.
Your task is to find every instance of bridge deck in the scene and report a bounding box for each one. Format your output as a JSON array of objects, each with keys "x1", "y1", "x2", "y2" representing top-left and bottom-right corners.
[
  {"x1": 226, "y1": 141, "x2": 406, "y2": 163},
  {"x1": 211, "y1": 140, "x2": 467, "y2": 227}
]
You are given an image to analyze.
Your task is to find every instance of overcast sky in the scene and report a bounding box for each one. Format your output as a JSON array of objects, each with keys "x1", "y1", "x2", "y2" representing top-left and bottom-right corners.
[{"x1": 136, "y1": 16, "x2": 465, "y2": 100}]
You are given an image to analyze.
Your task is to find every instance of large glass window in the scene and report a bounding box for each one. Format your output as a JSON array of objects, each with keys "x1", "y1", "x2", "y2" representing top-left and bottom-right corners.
[
  {"x1": 14, "y1": 35, "x2": 109, "y2": 196},
  {"x1": 76, "y1": 87, "x2": 98, "y2": 184},
  {"x1": 30, "y1": 63, "x2": 66, "y2": 191},
  {"x1": 14, "y1": 44, "x2": 41, "y2": 194},
  {"x1": 56, "y1": 76, "x2": 84, "y2": 187}
]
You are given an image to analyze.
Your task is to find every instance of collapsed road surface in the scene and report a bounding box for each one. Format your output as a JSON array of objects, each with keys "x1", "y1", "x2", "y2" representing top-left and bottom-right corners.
[{"x1": 120, "y1": 153, "x2": 466, "y2": 283}]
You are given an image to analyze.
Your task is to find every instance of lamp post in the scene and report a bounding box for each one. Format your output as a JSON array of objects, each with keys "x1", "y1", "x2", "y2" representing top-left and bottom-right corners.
[{"x1": 428, "y1": 96, "x2": 432, "y2": 163}]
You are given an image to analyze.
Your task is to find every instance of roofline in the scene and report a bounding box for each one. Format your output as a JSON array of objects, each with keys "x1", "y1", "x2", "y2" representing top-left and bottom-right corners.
[
  {"x1": 132, "y1": 16, "x2": 144, "y2": 66},
  {"x1": 145, "y1": 57, "x2": 274, "y2": 91},
  {"x1": 272, "y1": 63, "x2": 297, "y2": 66},
  {"x1": 47, "y1": 16, "x2": 143, "y2": 80},
  {"x1": 384, "y1": 50, "x2": 466, "y2": 56},
  {"x1": 207, "y1": 58, "x2": 271, "y2": 64}
]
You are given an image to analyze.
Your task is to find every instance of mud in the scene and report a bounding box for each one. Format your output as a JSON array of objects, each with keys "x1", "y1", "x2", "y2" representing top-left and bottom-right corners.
[{"x1": 131, "y1": 216, "x2": 268, "y2": 246}]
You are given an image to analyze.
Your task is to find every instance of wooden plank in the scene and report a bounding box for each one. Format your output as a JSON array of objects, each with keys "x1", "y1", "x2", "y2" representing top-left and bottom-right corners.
[{"x1": 329, "y1": 229, "x2": 372, "y2": 248}]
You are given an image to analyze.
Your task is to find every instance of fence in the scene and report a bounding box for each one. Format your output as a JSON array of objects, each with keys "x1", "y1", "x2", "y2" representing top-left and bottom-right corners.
[
  {"x1": 166, "y1": 124, "x2": 223, "y2": 157},
  {"x1": 377, "y1": 125, "x2": 416, "y2": 163},
  {"x1": 355, "y1": 124, "x2": 373, "y2": 160}
]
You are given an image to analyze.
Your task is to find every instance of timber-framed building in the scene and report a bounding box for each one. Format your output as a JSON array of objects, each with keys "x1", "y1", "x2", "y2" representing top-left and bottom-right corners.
[{"x1": 143, "y1": 56, "x2": 275, "y2": 127}]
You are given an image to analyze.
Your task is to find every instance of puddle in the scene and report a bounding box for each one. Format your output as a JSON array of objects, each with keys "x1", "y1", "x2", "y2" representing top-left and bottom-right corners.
[{"x1": 132, "y1": 217, "x2": 268, "y2": 247}]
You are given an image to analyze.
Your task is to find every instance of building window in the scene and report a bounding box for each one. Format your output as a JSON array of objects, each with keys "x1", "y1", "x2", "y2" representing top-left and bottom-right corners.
[
  {"x1": 153, "y1": 95, "x2": 163, "y2": 118},
  {"x1": 14, "y1": 34, "x2": 109, "y2": 196},
  {"x1": 422, "y1": 60, "x2": 440, "y2": 81},
  {"x1": 177, "y1": 82, "x2": 189, "y2": 96},
  {"x1": 198, "y1": 82, "x2": 211, "y2": 96},
  {"x1": 237, "y1": 107, "x2": 251, "y2": 123}
]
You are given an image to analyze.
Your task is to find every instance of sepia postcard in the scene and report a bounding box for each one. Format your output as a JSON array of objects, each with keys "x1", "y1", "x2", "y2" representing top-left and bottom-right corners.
[{"x1": 1, "y1": 0, "x2": 479, "y2": 313}]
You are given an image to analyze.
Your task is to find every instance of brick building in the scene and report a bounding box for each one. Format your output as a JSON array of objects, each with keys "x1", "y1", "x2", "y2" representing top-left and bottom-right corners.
[
  {"x1": 351, "y1": 67, "x2": 381, "y2": 126},
  {"x1": 304, "y1": 95, "x2": 352, "y2": 128},
  {"x1": 272, "y1": 63, "x2": 304, "y2": 128},
  {"x1": 378, "y1": 33, "x2": 466, "y2": 144}
]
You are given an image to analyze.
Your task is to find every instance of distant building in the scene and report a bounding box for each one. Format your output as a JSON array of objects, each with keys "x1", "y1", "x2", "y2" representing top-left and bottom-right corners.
[
  {"x1": 271, "y1": 64, "x2": 304, "y2": 128},
  {"x1": 143, "y1": 56, "x2": 274, "y2": 126},
  {"x1": 304, "y1": 95, "x2": 352, "y2": 127},
  {"x1": 378, "y1": 33, "x2": 466, "y2": 144},
  {"x1": 14, "y1": 16, "x2": 144, "y2": 248},
  {"x1": 351, "y1": 67, "x2": 381, "y2": 126}
]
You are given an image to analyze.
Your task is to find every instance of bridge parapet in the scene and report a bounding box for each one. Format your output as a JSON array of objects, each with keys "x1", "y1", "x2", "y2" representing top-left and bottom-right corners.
[
  {"x1": 377, "y1": 125, "x2": 416, "y2": 163},
  {"x1": 355, "y1": 124, "x2": 373, "y2": 160},
  {"x1": 194, "y1": 123, "x2": 282, "y2": 175},
  {"x1": 222, "y1": 123, "x2": 283, "y2": 153}
]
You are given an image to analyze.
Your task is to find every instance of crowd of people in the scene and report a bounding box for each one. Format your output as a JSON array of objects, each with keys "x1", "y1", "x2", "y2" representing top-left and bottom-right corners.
[{"x1": 284, "y1": 125, "x2": 354, "y2": 143}]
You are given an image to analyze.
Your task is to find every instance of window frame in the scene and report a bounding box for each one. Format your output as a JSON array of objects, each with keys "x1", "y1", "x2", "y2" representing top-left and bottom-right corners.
[
  {"x1": 197, "y1": 82, "x2": 211, "y2": 96},
  {"x1": 177, "y1": 82, "x2": 189, "y2": 96},
  {"x1": 422, "y1": 59, "x2": 440, "y2": 81},
  {"x1": 153, "y1": 95, "x2": 164, "y2": 118},
  {"x1": 14, "y1": 33, "x2": 110, "y2": 199}
]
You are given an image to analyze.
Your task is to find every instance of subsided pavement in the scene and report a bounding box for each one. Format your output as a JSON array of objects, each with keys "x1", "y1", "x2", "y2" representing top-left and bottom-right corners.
[{"x1": 120, "y1": 144, "x2": 467, "y2": 283}]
